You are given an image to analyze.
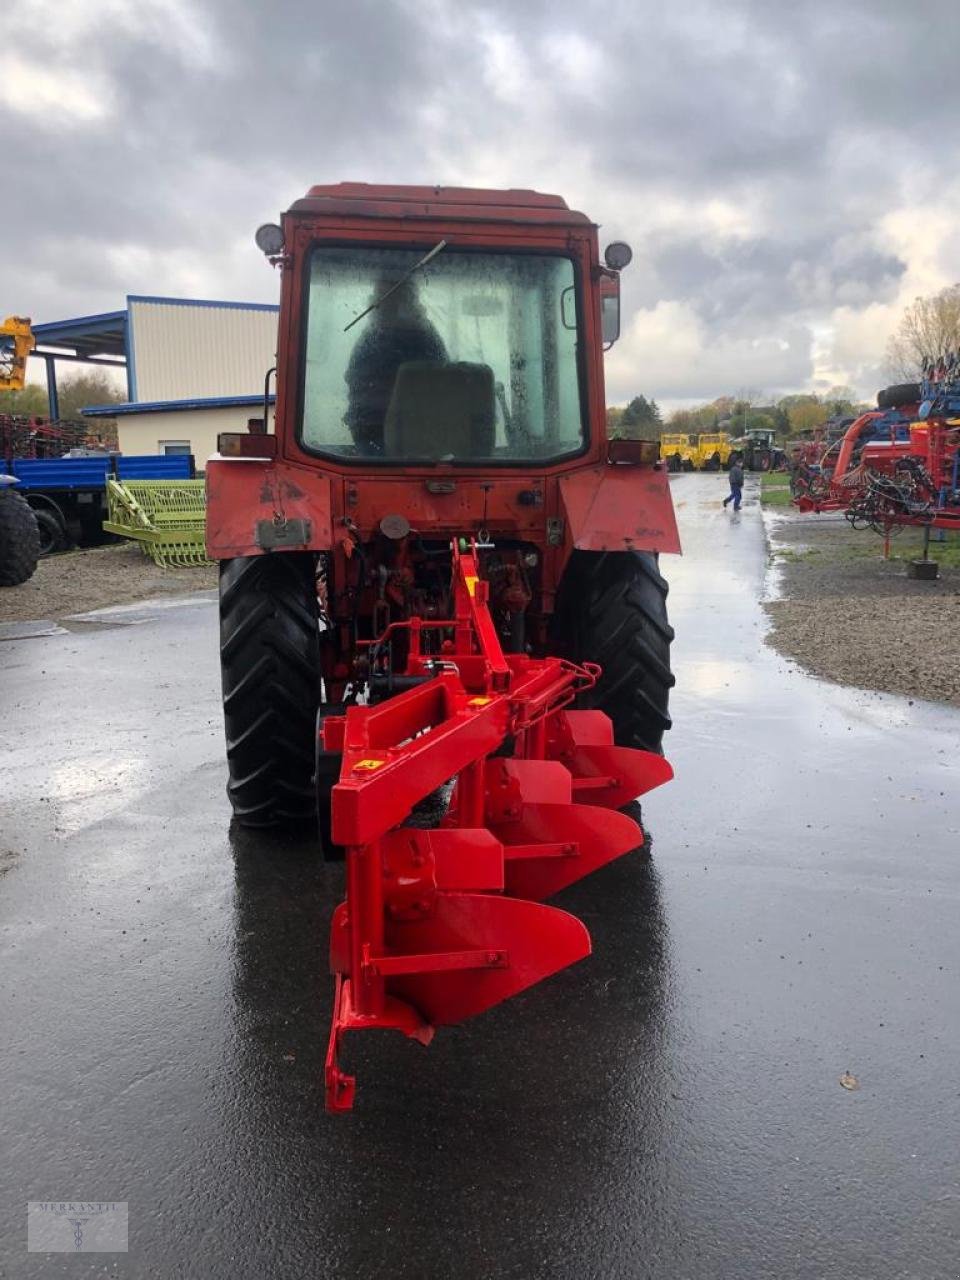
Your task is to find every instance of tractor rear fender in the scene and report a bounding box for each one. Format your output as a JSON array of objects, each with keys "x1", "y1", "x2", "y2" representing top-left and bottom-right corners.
[
  {"x1": 206, "y1": 457, "x2": 333, "y2": 557},
  {"x1": 558, "y1": 465, "x2": 680, "y2": 555},
  {"x1": 206, "y1": 458, "x2": 681, "y2": 558}
]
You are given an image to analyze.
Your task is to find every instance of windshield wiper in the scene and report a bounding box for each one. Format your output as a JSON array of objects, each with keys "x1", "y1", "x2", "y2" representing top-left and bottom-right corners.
[{"x1": 343, "y1": 239, "x2": 447, "y2": 332}]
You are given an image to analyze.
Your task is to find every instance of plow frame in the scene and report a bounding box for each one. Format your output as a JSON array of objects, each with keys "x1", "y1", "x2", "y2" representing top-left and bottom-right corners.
[{"x1": 322, "y1": 540, "x2": 672, "y2": 1110}]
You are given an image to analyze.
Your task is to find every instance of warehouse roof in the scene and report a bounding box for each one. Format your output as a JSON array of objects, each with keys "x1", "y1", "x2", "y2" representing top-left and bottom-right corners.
[
  {"x1": 31, "y1": 310, "x2": 128, "y2": 360},
  {"x1": 83, "y1": 393, "x2": 276, "y2": 418}
]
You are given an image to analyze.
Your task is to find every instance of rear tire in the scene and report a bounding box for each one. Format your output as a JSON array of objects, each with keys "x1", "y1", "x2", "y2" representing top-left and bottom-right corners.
[
  {"x1": 0, "y1": 487, "x2": 41, "y2": 586},
  {"x1": 32, "y1": 507, "x2": 67, "y2": 557},
  {"x1": 877, "y1": 383, "x2": 922, "y2": 410},
  {"x1": 219, "y1": 553, "x2": 320, "y2": 827},
  {"x1": 552, "y1": 550, "x2": 674, "y2": 753}
]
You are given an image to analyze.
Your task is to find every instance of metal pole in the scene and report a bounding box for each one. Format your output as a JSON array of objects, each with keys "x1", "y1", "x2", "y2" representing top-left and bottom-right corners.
[{"x1": 43, "y1": 355, "x2": 59, "y2": 420}]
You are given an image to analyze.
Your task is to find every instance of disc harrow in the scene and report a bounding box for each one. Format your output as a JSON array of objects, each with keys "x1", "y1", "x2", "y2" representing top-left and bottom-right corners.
[{"x1": 322, "y1": 540, "x2": 673, "y2": 1111}]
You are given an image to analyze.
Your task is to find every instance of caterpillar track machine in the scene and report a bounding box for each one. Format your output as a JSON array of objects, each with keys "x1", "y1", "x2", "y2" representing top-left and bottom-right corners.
[{"x1": 206, "y1": 185, "x2": 680, "y2": 1110}]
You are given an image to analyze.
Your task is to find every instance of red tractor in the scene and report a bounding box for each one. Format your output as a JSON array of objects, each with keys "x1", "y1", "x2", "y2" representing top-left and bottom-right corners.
[{"x1": 206, "y1": 184, "x2": 680, "y2": 1108}]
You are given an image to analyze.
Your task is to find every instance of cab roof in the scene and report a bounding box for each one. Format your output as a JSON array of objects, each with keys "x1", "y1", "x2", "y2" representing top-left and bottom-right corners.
[{"x1": 288, "y1": 183, "x2": 593, "y2": 228}]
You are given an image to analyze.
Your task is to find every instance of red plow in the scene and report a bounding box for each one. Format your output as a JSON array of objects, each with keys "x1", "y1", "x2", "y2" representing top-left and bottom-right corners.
[{"x1": 322, "y1": 540, "x2": 672, "y2": 1110}]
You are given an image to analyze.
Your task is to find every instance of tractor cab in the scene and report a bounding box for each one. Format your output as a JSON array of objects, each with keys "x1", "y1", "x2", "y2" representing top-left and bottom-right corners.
[
  {"x1": 242, "y1": 185, "x2": 632, "y2": 473},
  {"x1": 300, "y1": 242, "x2": 585, "y2": 464}
]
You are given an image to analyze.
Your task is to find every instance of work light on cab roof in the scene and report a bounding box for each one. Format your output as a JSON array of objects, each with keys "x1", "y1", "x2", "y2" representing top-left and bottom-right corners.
[
  {"x1": 254, "y1": 222, "x2": 284, "y2": 256},
  {"x1": 207, "y1": 182, "x2": 680, "y2": 1111},
  {"x1": 604, "y1": 241, "x2": 633, "y2": 270}
]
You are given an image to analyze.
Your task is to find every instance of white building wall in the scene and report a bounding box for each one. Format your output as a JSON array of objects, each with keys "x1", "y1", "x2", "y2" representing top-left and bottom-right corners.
[
  {"x1": 128, "y1": 299, "x2": 279, "y2": 402},
  {"x1": 116, "y1": 406, "x2": 258, "y2": 468}
]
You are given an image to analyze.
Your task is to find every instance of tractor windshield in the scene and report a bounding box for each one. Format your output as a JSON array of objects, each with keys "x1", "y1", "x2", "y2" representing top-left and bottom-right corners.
[{"x1": 300, "y1": 246, "x2": 585, "y2": 463}]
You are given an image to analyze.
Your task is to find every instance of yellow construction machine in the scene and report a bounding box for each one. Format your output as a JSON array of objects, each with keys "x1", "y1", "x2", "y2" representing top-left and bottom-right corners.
[
  {"x1": 692, "y1": 431, "x2": 734, "y2": 471},
  {"x1": 0, "y1": 317, "x2": 34, "y2": 392},
  {"x1": 659, "y1": 432, "x2": 698, "y2": 472}
]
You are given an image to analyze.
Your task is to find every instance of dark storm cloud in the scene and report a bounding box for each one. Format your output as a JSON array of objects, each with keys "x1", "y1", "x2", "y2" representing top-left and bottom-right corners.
[
  {"x1": 5, "y1": 0, "x2": 960, "y2": 397},
  {"x1": 632, "y1": 234, "x2": 906, "y2": 324}
]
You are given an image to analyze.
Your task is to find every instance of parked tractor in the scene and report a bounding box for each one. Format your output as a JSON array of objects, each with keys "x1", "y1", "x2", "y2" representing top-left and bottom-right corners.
[
  {"x1": 693, "y1": 431, "x2": 733, "y2": 471},
  {"x1": 206, "y1": 184, "x2": 680, "y2": 1109},
  {"x1": 660, "y1": 431, "x2": 697, "y2": 472},
  {"x1": 730, "y1": 427, "x2": 785, "y2": 472}
]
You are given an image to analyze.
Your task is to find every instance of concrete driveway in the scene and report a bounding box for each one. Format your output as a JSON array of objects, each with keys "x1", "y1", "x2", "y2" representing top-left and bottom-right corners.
[{"x1": 1, "y1": 473, "x2": 958, "y2": 1278}]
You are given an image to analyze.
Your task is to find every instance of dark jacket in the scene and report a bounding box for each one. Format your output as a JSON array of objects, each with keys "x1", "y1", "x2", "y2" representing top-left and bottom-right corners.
[
  {"x1": 345, "y1": 319, "x2": 447, "y2": 451},
  {"x1": 729, "y1": 463, "x2": 744, "y2": 487}
]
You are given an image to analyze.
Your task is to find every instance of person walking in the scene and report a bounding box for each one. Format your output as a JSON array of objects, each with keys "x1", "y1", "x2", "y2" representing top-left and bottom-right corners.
[{"x1": 723, "y1": 457, "x2": 744, "y2": 510}]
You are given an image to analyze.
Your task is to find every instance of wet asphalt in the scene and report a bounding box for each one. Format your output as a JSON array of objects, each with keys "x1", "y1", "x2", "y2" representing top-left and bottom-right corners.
[{"x1": 1, "y1": 473, "x2": 959, "y2": 1279}]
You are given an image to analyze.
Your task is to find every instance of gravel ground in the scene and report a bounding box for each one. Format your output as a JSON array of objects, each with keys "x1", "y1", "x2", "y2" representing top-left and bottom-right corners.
[
  {"x1": 764, "y1": 512, "x2": 960, "y2": 707},
  {"x1": 0, "y1": 542, "x2": 217, "y2": 623}
]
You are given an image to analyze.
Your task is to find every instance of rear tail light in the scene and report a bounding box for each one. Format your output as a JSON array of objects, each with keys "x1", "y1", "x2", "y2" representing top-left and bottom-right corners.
[{"x1": 217, "y1": 432, "x2": 277, "y2": 459}]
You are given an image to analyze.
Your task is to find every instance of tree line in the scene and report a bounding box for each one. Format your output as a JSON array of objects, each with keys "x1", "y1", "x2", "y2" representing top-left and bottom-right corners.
[
  {"x1": 0, "y1": 370, "x2": 124, "y2": 422},
  {"x1": 610, "y1": 389, "x2": 866, "y2": 441}
]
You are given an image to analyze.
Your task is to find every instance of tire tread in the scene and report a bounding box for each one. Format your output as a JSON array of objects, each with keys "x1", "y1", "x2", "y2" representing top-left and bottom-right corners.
[
  {"x1": 219, "y1": 554, "x2": 320, "y2": 827},
  {"x1": 552, "y1": 550, "x2": 674, "y2": 753},
  {"x1": 0, "y1": 489, "x2": 40, "y2": 587}
]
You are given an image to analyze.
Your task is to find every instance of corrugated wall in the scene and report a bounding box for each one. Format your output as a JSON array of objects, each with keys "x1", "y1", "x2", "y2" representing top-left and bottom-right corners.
[{"x1": 128, "y1": 300, "x2": 279, "y2": 402}]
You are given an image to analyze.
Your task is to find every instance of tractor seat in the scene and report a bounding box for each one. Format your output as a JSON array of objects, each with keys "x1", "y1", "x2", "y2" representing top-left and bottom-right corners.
[{"x1": 384, "y1": 362, "x2": 496, "y2": 460}]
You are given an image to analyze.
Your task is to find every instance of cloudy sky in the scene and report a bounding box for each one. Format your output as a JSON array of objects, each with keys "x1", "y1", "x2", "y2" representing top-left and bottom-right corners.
[{"x1": 5, "y1": 0, "x2": 960, "y2": 407}]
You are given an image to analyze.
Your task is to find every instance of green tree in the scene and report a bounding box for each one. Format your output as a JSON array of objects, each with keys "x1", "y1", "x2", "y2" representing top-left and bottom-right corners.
[
  {"x1": 744, "y1": 412, "x2": 777, "y2": 434},
  {"x1": 781, "y1": 396, "x2": 825, "y2": 434},
  {"x1": 667, "y1": 408, "x2": 699, "y2": 432},
  {"x1": 616, "y1": 395, "x2": 663, "y2": 439},
  {"x1": 0, "y1": 370, "x2": 124, "y2": 421},
  {"x1": 821, "y1": 385, "x2": 857, "y2": 416},
  {"x1": 0, "y1": 383, "x2": 48, "y2": 416},
  {"x1": 57, "y1": 371, "x2": 124, "y2": 420}
]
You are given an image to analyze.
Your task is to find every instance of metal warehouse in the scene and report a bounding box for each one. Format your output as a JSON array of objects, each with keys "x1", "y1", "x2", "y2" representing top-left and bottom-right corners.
[{"x1": 32, "y1": 295, "x2": 279, "y2": 466}]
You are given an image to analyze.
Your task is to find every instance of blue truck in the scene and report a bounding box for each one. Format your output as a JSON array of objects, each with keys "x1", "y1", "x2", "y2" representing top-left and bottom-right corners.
[{"x1": 3, "y1": 452, "x2": 196, "y2": 555}]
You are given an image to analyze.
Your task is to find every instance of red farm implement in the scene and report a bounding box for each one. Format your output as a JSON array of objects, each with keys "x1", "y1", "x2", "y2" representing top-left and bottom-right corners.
[
  {"x1": 0, "y1": 414, "x2": 107, "y2": 460},
  {"x1": 206, "y1": 185, "x2": 680, "y2": 1109},
  {"x1": 322, "y1": 538, "x2": 671, "y2": 1110},
  {"x1": 791, "y1": 380, "x2": 960, "y2": 537}
]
